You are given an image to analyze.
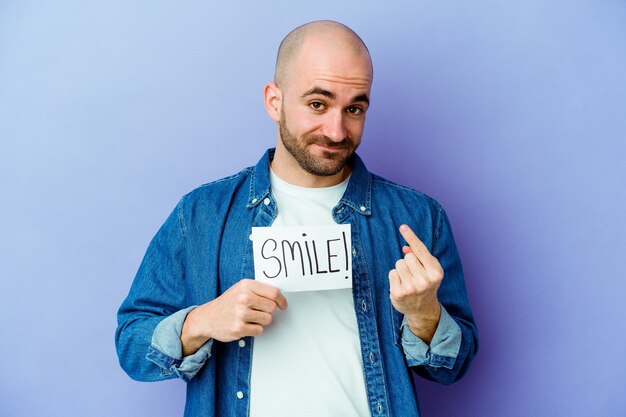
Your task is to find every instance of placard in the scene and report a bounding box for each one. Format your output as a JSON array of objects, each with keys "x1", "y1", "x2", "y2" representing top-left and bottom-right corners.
[{"x1": 250, "y1": 224, "x2": 352, "y2": 292}]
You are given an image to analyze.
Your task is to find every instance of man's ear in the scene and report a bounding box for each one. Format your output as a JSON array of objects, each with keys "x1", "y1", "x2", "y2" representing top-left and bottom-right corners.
[{"x1": 263, "y1": 82, "x2": 282, "y2": 122}]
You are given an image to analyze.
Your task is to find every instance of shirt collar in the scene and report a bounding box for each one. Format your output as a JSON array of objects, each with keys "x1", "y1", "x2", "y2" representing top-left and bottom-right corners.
[{"x1": 247, "y1": 148, "x2": 372, "y2": 216}]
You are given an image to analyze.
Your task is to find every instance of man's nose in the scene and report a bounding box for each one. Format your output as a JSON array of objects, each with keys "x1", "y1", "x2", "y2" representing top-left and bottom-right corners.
[{"x1": 322, "y1": 111, "x2": 348, "y2": 142}]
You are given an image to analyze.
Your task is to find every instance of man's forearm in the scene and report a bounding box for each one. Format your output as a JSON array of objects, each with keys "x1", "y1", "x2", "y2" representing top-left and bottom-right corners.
[{"x1": 404, "y1": 302, "x2": 441, "y2": 345}]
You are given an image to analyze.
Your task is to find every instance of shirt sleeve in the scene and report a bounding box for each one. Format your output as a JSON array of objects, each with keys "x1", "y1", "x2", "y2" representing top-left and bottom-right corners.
[
  {"x1": 145, "y1": 306, "x2": 214, "y2": 382},
  {"x1": 400, "y1": 305, "x2": 462, "y2": 369}
]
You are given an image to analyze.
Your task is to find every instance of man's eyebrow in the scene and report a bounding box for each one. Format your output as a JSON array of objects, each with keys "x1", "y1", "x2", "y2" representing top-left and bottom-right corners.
[
  {"x1": 352, "y1": 93, "x2": 370, "y2": 105},
  {"x1": 301, "y1": 87, "x2": 370, "y2": 105},
  {"x1": 302, "y1": 87, "x2": 335, "y2": 100}
]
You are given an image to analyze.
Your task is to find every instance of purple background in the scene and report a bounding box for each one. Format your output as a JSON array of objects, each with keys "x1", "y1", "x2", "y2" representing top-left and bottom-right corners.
[{"x1": 1, "y1": 1, "x2": 625, "y2": 416}]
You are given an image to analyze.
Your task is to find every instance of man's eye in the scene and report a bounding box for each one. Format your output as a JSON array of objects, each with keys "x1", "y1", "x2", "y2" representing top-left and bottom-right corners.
[
  {"x1": 310, "y1": 102, "x2": 325, "y2": 110},
  {"x1": 347, "y1": 106, "x2": 363, "y2": 115}
]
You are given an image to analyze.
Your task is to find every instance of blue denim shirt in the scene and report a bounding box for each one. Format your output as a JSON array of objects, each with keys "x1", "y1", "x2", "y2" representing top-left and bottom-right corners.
[{"x1": 116, "y1": 149, "x2": 478, "y2": 417}]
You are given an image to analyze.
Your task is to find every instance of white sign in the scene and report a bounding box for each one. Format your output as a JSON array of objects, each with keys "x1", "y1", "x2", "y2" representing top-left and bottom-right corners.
[{"x1": 250, "y1": 224, "x2": 352, "y2": 292}]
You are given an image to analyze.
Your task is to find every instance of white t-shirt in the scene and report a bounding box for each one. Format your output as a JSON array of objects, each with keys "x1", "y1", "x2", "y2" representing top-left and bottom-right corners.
[{"x1": 248, "y1": 170, "x2": 370, "y2": 417}]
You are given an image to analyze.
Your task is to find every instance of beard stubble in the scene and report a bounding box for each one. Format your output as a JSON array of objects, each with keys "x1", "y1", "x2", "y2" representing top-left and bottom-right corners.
[{"x1": 278, "y1": 109, "x2": 357, "y2": 177}]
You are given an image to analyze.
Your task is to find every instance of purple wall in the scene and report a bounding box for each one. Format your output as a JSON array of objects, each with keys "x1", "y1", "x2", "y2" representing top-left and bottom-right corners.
[{"x1": 1, "y1": 1, "x2": 624, "y2": 416}]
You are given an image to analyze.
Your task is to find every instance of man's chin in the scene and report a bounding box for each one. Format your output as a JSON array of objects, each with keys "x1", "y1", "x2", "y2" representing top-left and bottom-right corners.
[{"x1": 302, "y1": 157, "x2": 349, "y2": 176}]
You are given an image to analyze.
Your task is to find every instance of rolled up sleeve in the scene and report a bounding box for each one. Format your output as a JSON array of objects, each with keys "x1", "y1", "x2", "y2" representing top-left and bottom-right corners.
[
  {"x1": 146, "y1": 306, "x2": 213, "y2": 382},
  {"x1": 400, "y1": 305, "x2": 462, "y2": 370}
]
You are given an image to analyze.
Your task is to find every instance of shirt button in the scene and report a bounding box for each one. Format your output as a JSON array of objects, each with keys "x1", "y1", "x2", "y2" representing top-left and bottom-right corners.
[
  {"x1": 359, "y1": 205, "x2": 366, "y2": 212},
  {"x1": 361, "y1": 300, "x2": 367, "y2": 312},
  {"x1": 236, "y1": 391, "x2": 244, "y2": 399},
  {"x1": 377, "y1": 403, "x2": 383, "y2": 413},
  {"x1": 352, "y1": 248, "x2": 356, "y2": 256},
  {"x1": 369, "y1": 352, "x2": 375, "y2": 363},
  {"x1": 264, "y1": 197, "x2": 270, "y2": 206},
  {"x1": 238, "y1": 339, "x2": 246, "y2": 348}
]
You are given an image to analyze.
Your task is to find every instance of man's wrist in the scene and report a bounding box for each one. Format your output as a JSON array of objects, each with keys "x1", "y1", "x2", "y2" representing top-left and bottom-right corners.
[
  {"x1": 405, "y1": 303, "x2": 441, "y2": 345},
  {"x1": 181, "y1": 306, "x2": 211, "y2": 357}
]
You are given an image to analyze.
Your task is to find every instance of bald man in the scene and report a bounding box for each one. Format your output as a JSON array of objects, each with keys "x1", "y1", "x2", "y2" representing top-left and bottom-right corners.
[{"x1": 116, "y1": 21, "x2": 478, "y2": 417}]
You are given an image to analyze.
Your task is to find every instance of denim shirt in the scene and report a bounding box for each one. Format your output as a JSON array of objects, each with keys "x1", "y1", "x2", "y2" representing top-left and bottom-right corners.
[{"x1": 115, "y1": 149, "x2": 478, "y2": 417}]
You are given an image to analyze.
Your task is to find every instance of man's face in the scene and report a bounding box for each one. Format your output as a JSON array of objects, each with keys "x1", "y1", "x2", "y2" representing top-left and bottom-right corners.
[
  {"x1": 277, "y1": 38, "x2": 372, "y2": 177},
  {"x1": 279, "y1": 106, "x2": 358, "y2": 176}
]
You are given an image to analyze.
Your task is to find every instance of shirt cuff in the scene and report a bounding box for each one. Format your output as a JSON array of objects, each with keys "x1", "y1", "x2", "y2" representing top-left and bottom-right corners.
[
  {"x1": 400, "y1": 305, "x2": 462, "y2": 369},
  {"x1": 145, "y1": 306, "x2": 213, "y2": 382}
]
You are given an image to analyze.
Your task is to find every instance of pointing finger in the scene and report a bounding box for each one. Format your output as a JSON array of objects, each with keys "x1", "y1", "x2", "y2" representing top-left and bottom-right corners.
[{"x1": 399, "y1": 224, "x2": 438, "y2": 271}]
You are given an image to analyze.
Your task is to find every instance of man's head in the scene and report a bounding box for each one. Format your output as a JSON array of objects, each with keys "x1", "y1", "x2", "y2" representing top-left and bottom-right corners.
[{"x1": 264, "y1": 21, "x2": 373, "y2": 186}]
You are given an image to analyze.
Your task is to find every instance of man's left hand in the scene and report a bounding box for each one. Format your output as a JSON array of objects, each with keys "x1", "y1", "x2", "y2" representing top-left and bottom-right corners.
[{"x1": 388, "y1": 224, "x2": 443, "y2": 345}]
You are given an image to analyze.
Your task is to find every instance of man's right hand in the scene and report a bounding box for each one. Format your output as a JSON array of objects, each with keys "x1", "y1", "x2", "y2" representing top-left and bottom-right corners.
[{"x1": 180, "y1": 279, "x2": 287, "y2": 356}]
